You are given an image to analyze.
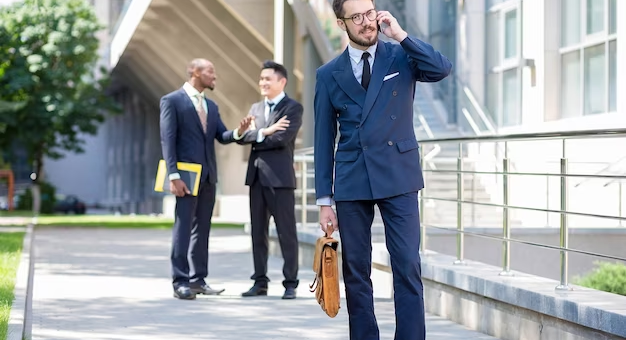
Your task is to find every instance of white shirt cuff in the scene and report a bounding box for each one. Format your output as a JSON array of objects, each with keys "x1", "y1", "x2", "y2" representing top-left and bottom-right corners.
[
  {"x1": 316, "y1": 196, "x2": 334, "y2": 206},
  {"x1": 169, "y1": 173, "x2": 180, "y2": 180},
  {"x1": 256, "y1": 129, "x2": 265, "y2": 143},
  {"x1": 233, "y1": 128, "x2": 243, "y2": 140}
]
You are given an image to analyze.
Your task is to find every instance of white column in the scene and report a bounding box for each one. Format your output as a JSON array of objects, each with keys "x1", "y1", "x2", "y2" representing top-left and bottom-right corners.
[
  {"x1": 617, "y1": 0, "x2": 626, "y2": 117},
  {"x1": 273, "y1": 0, "x2": 285, "y2": 63}
]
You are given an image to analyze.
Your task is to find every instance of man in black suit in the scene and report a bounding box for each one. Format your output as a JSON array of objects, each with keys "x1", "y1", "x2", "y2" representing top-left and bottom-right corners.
[
  {"x1": 235, "y1": 60, "x2": 303, "y2": 300},
  {"x1": 159, "y1": 58, "x2": 254, "y2": 300}
]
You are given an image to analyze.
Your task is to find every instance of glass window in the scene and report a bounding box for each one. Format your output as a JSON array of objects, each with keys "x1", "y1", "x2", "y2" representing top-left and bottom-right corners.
[
  {"x1": 487, "y1": 73, "x2": 500, "y2": 124},
  {"x1": 487, "y1": 12, "x2": 500, "y2": 69},
  {"x1": 609, "y1": 40, "x2": 617, "y2": 112},
  {"x1": 586, "y1": 0, "x2": 604, "y2": 35},
  {"x1": 561, "y1": 0, "x2": 581, "y2": 47},
  {"x1": 486, "y1": 3, "x2": 521, "y2": 127},
  {"x1": 583, "y1": 44, "x2": 606, "y2": 115},
  {"x1": 502, "y1": 69, "x2": 520, "y2": 126},
  {"x1": 504, "y1": 10, "x2": 517, "y2": 59},
  {"x1": 561, "y1": 51, "x2": 581, "y2": 119},
  {"x1": 487, "y1": 0, "x2": 509, "y2": 8},
  {"x1": 609, "y1": 0, "x2": 616, "y2": 34}
]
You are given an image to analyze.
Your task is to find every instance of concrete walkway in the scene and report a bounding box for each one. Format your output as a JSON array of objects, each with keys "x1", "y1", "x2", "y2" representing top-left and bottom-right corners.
[{"x1": 30, "y1": 227, "x2": 496, "y2": 340}]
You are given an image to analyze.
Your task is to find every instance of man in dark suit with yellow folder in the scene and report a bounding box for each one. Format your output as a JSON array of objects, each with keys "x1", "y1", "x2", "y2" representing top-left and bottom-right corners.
[{"x1": 159, "y1": 58, "x2": 253, "y2": 300}]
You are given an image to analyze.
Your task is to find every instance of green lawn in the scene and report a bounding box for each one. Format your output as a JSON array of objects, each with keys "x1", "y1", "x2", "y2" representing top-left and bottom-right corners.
[
  {"x1": 0, "y1": 232, "x2": 24, "y2": 340},
  {"x1": 31, "y1": 214, "x2": 243, "y2": 229},
  {"x1": 0, "y1": 212, "x2": 244, "y2": 229}
]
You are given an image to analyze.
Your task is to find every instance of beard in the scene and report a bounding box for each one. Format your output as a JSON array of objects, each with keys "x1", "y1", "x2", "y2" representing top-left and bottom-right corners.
[{"x1": 346, "y1": 23, "x2": 378, "y2": 47}]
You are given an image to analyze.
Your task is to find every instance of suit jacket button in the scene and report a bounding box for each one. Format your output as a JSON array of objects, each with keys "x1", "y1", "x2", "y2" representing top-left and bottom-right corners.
[
  {"x1": 343, "y1": 104, "x2": 347, "y2": 110},
  {"x1": 388, "y1": 141, "x2": 393, "y2": 146},
  {"x1": 356, "y1": 124, "x2": 360, "y2": 129},
  {"x1": 392, "y1": 91, "x2": 397, "y2": 96},
  {"x1": 391, "y1": 115, "x2": 396, "y2": 120}
]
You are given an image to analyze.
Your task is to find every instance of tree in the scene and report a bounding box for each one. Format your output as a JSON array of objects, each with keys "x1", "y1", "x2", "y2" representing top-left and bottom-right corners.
[{"x1": 0, "y1": 0, "x2": 121, "y2": 212}]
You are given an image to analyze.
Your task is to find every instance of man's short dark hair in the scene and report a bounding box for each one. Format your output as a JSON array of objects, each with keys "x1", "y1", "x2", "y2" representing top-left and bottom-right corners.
[
  {"x1": 332, "y1": 0, "x2": 374, "y2": 18},
  {"x1": 262, "y1": 60, "x2": 288, "y2": 81}
]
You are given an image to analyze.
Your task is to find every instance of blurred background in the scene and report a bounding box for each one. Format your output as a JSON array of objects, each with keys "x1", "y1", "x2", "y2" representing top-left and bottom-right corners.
[{"x1": 0, "y1": 0, "x2": 623, "y2": 225}]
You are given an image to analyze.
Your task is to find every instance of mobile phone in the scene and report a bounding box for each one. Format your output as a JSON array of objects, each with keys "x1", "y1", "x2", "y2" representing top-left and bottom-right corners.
[{"x1": 378, "y1": 21, "x2": 388, "y2": 32}]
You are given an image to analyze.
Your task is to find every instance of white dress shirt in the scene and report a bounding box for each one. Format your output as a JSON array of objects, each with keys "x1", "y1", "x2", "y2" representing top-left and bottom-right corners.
[{"x1": 255, "y1": 91, "x2": 286, "y2": 143}]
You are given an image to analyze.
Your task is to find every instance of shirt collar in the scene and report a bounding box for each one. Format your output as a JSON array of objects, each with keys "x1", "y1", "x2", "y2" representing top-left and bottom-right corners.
[
  {"x1": 183, "y1": 82, "x2": 204, "y2": 98},
  {"x1": 348, "y1": 42, "x2": 377, "y2": 64},
  {"x1": 265, "y1": 91, "x2": 286, "y2": 105}
]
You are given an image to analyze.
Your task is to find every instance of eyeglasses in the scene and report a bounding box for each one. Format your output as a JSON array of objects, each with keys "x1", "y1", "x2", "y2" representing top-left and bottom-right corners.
[{"x1": 341, "y1": 9, "x2": 377, "y2": 25}]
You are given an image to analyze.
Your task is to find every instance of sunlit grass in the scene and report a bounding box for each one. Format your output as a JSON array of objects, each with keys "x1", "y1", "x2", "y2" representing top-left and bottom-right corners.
[
  {"x1": 0, "y1": 232, "x2": 24, "y2": 340},
  {"x1": 0, "y1": 212, "x2": 244, "y2": 229}
]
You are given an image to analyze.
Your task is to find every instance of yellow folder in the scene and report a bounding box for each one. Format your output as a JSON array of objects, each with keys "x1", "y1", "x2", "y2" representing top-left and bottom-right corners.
[{"x1": 154, "y1": 160, "x2": 202, "y2": 196}]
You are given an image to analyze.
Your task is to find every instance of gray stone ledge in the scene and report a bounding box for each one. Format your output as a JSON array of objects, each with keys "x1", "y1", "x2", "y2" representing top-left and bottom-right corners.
[{"x1": 274, "y1": 226, "x2": 626, "y2": 339}]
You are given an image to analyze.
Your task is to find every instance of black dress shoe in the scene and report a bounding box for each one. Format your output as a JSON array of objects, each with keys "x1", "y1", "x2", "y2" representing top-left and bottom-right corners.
[
  {"x1": 190, "y1": 284, "x2": 225, "y2": 295},
  {"x1": 173, "y1": 286, "x2": 196, "y2": 300},
  {"x1": 282, "y1": 287, "x2": 296, "y2": 299},
  {"x1": 241, "y1": 285, "x2": 268, "y2": 297}
]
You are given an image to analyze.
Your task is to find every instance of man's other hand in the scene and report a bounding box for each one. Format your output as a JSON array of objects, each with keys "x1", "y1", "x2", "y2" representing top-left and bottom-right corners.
[
  {"x1": 319, "y1": 206, "x2": 338, "y2": 235},
  {"x1": 170, "y1": 179, "x2": 191, "y2": 197},
  {"x1": 237, "y1": 115, "x2": 255, "y2": 134},
  {"x1": 263, "y1": 116, "x2": 290, "y2": 136}
]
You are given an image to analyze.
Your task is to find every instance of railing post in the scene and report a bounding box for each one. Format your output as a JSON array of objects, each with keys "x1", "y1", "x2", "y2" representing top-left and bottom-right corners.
[
  {"x1": 619, "y1": 182, "x2": 623, "y2": 227},
  {"x1": 556, "y1": 140, "x2": 572, "y2": 291},
  {"x1": 545, "y1": 176, "x2": 550, "y2": 227},
  {"x1": 420, "y1": 145, "x2": 426, "y2": 254},
  {"x1": 454, "y1": 143, "x2": 465, "y2": 265},
  {"x1": 300, "y1": 160, "x2": 307, "y2": 229},
  {"x1": 500, "y1": 141, "x2": 513, "y2": 276}
]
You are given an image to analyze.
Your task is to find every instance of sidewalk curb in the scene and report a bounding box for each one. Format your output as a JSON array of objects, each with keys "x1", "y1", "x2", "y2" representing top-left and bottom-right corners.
[{"x1": 7, "y1": 223, "x2": 35, "y2": 340}]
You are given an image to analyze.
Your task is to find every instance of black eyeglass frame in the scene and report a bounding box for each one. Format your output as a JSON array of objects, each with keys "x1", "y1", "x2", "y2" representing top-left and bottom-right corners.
[{"x1": 340, "y1": 9, "x2": 377, "y2": 25}]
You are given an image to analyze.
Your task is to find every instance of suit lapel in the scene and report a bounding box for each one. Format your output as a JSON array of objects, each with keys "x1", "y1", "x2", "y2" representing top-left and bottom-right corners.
[
  {"x1": 332, "y1": 50, "x2": 366, "y2": 108},
  {"x1": 361, "y1": 42, "x2": 394, "y2": 124},
  {"x1": 252, "y1": 102, "x2": 266, "y2": 129}
]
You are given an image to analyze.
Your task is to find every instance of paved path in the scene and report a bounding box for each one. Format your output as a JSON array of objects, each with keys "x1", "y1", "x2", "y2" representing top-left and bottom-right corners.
[{"x1": 31, "y1": 228, "x2": 496, "y2": 340}]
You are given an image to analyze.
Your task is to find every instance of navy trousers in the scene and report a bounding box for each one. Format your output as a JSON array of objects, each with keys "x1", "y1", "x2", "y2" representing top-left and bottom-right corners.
[
  {"x1": 171, "y1": 181, "x2": 216, "y2": 287},
  {"x1": 336, "y1": 191, "x2": 425, "y2": 340}
]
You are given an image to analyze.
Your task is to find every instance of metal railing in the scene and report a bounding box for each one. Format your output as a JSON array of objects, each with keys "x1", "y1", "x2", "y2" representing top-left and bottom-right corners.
[{"x1": 293, "y1": 128, "x2": 626, "y2": 291}]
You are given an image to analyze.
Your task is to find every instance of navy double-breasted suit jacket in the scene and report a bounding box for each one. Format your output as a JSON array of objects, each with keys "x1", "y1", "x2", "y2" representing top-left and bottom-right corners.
[{"x1": 314, "y1": 36, "x2": 452, "y2": 202}]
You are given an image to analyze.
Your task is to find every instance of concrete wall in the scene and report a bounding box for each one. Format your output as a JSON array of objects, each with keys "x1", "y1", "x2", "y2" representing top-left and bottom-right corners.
[{"x1": 224, "y1": 0, "x2": 274, "y2": 43}]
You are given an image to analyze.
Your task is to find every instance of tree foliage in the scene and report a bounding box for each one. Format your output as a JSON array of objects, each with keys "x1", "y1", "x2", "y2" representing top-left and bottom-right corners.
[{"x1": 0, "y1": 0, "x2": 121, "y2": 179}]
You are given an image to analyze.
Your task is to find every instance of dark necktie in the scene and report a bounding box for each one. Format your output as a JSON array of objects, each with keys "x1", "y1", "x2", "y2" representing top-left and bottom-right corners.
[
  {"x1": 361, "y1": 52, "x2": 371, "y2": 90},
  {"x1": 265, "y1": 101, "x2": 274, "y2": 124}
]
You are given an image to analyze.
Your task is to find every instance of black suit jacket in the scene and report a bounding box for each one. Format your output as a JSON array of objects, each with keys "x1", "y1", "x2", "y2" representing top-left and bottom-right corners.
[
  {"x1": 159, "y1": 88, "x2": 237, "y2": 185},
  {"x1": 237, "y1": 95, "x2": 303, "y2": 189}
]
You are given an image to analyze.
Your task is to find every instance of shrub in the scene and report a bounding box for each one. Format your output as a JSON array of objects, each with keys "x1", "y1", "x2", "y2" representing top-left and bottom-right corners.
[
  {"x1": 574, "y1": 261, "x2": 626, "y2": 296},
  {"x1": 16, "y1": 182, "x2": 57, "y2": 214}
]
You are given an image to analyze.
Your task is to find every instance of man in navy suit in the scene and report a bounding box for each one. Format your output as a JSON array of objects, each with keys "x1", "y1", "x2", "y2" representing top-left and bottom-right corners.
[
  {"x1": 314, "y1": 0, "x2": 452, "y2": 339},
  {"x1": 160, "y1": 58, "x2": 253, "y2": 300}
]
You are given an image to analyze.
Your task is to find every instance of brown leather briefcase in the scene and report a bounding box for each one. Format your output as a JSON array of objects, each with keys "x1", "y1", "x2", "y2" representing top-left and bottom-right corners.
[{"x1": 309, "y1": 232, "x2": 341, "y2": 318}]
